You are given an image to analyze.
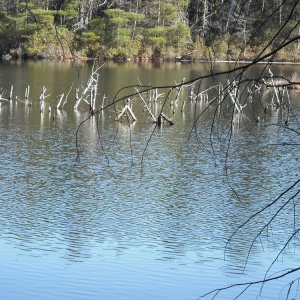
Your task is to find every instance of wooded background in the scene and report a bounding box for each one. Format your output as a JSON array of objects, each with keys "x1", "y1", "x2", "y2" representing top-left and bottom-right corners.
[{"x1": 0, "y1": 0, "x2": 299, "y2": 61}]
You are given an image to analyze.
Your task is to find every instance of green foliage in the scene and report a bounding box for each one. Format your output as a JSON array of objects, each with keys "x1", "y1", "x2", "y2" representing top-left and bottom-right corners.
[
  {"x1": 62, "y1": 0, "x2": 81, "y2": 13},
  {"x1": 166, "y1": 23, "x2": 190, "y2": 48},
  {"x1": 81, "y1": 31, "x2": 100, "y2": 43},
  {"x1": 0, "y1": 14, "x2": 20, "y2": 54},
  {"x1": 160, "y1": 3, "x2": 177, "y2": 24},
  {"x1": 180, "y1": 0, "x2": 189, "y2": 6},
  {"x1": 107, "y1": 29, "x2": 142, "y2": 58},
  {"x1": 143, "y1": 26, "x2": 167, "y2": 55},
  {"x1": 31, "y1": 10, "x2": 55, "y2": 26},
  {"x1": 18, "y1": 2, "x2": 34, "y2": 9},
  {"x1": 89, "y1": 18, "x2": 105, "y2": 33},
  {"x1": 144, "y1": 27, "x2": 167, "y2": 42},
  {"x1": 191, "y1": 36, "x2": 206, "y2": 60},
  {"x1": 56, "y1": 9, "x2": 77, "y2": 17},
  {"x1": 5, "y1": 14, "x2": 25, "y2": 25},
  {"x1": 31, "y1": 9, "x2": 57, "y2": 16},
  {"x1": 25, "y1": 26, "x2": 74, "y2": 58},
  {"x1": 1, "y1": 0, "x2": 300, "y2": 61},
  {"x1": 142, "y1": 24, "x2": 190, "y2": 58},
  {"x1": 81, "y1": 18, "x2": 104, "y2": 45},
  {"x1": 104, "y1": 9, "x2": 144, "y2": 26},
  {"x1": 103, "y1": 8, "x2": 144, "y2": 58},
  {"x1": 78, "y1": 17, "x2": 105, "y2": 58},
  {"x1": 210, "y1": 33, "x2": 231, "y2": 59}
]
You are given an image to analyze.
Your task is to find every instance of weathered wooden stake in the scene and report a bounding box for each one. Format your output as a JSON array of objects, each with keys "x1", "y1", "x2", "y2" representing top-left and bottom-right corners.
[
  {"x1": 101, "y1": 94, "x2": 107, "y2": 110},
  {"x1": 181, "y1": 100, "x2": 186, "y2": 112},
  {"x1": 25, "y1": 86, "x2": 30, "y2": 102},
  {"x1": 39, "y1": 86, "x2": 50, "y2": 112},
  {"x1": 9, "y1": 85, "x2": 13, "y2": 101},
  {"x1": 135, "y1": 88, "x2": 156, "y2": 122},
  {"x1": 116, "y1": 104, "x2": 137, "y2": 122},
  {"x1": 157, "y1": 113, "x2": 174, "y2": 126},
  {"x1": 74, "y1": 65, "x2": 102, "y2": 111},
  {"x1": 57, "y1": 94, "x2": 65, "y2": 109}
]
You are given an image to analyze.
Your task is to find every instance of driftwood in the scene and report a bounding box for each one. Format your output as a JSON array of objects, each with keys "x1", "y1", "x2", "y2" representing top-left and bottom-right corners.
[
  {"x1": 116, "y1": 104, "x2": 137, "y2": 123},
  {"x1": 74, "y1": 64, "x2": 103, "y2": 113},
  {"x1": 0, "y1": 88, "x2": 9, "y2": 102},
  {"x1": 228, "y1": 80, "x2": 247, "y2": 113},
  {"x1": 57, "y1": 94, "x2": 64, "y2": 109},
  {"x1": 157, "y1": 113, "x2": 174, "y2": 126},
  {"x1": 9, "y1": 85, "x2": 13, "y2": 100},
  {"x1": 135, "y1": 88, "x2": 156, "y2": 122},
  {"x1": 262, "y1": 70, "x2": 300, "y2": 90},
  {"x1": 174, "y1": 78, "x2": 184, "y2": 104},
  {"x1": 25, "y1": 85, "x2": 30, "y2": 102},
  {"x1": 101, "y1": 94, "x2": 107, "y2": 110},
  {"x1": 39, "y1": 86, "x2": 50, "y2": 112},
  {"x1": 0, "y1": 71, "x2": 292, "y2": 131},
  {"x1": 14, "y1": 85, "x2": 31, "y2": 106},
  {"x1": 57, "y1": 83, "x2": 73, "y2": 109}
]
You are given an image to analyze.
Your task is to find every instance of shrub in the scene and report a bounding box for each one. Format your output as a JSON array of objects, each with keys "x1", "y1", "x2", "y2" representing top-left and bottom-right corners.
[{"x1": 25, "y1": 26, "x2": 74, "y2": 58}]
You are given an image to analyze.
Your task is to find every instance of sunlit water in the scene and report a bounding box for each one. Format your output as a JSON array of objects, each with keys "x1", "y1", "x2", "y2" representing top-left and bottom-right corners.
[{"x1": 0, "y1": 60, "x2": 300, "y2": 300}]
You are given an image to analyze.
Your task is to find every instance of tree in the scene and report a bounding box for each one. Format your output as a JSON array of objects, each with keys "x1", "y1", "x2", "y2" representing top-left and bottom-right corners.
[
  {"x1": 104, "y1": 8, "x2": 144, "y2": 57},
  {"x1": 1, "y1": 0, "x2": 299, "y2": 60}
]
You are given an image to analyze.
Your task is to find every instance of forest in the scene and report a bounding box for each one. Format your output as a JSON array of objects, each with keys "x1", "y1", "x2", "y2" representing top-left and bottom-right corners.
[{"x1": 0, "y1": 0, "x2": 300, "y2": 61}]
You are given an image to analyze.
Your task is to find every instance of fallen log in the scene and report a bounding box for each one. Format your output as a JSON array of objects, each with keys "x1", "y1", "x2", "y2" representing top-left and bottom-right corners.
[{"x1": 157, "y1": 113, "x2": 174, "y2": 126}]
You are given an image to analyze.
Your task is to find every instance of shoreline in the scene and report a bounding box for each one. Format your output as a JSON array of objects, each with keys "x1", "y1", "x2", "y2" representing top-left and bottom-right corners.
[{"x1": 2, "y1": 53, "x2": 300, "y2": 66}]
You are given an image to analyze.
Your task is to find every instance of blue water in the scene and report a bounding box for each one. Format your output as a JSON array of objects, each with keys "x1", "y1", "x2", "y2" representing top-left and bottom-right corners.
[{"x1": 0, "y1": 61, "x2": 300, "y2": 300}]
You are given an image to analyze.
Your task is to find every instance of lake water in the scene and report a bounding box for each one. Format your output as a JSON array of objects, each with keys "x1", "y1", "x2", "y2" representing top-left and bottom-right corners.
[{"x1": 0, "y1": 60, "x2": 300, "y2": 300}]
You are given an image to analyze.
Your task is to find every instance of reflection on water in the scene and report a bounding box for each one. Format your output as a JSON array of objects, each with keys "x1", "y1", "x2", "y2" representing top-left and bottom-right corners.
[{"x1": 0, "y1": 60, "x2": 300, "y2": 299}]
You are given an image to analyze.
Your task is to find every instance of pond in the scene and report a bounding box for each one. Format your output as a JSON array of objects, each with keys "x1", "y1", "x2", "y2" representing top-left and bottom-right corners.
[{"x1": 0, "y1": 60, "x2": 300, "y2": 300}]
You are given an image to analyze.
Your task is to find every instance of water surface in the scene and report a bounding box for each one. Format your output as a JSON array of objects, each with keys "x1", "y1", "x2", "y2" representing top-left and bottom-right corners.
[{"x1": 0, "y1": 60, "x2": 300, "y2": 300}]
